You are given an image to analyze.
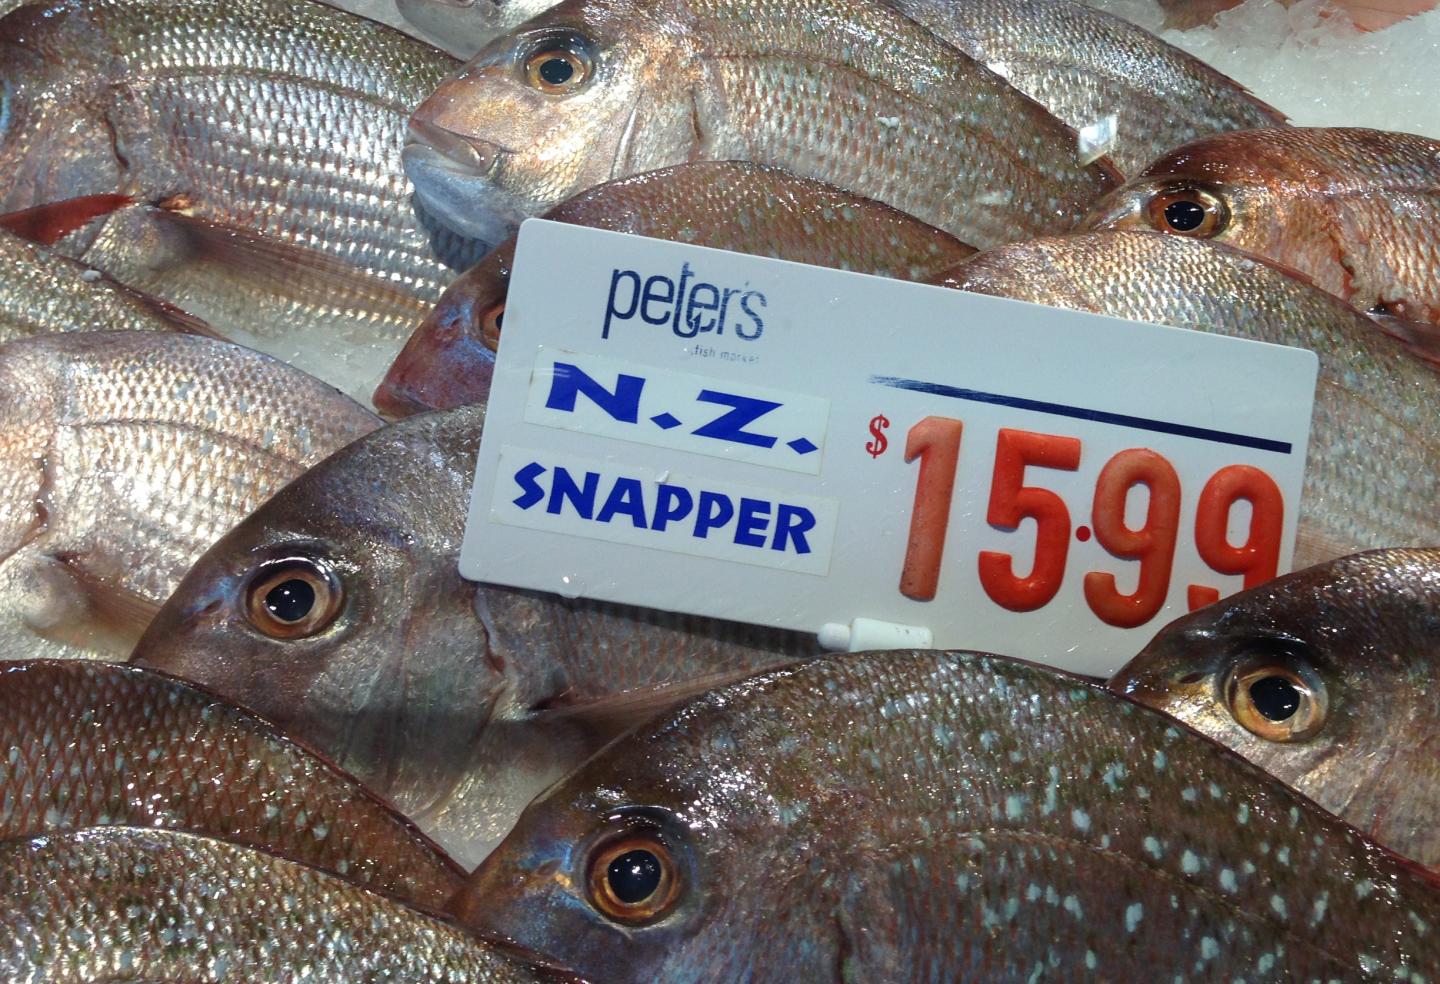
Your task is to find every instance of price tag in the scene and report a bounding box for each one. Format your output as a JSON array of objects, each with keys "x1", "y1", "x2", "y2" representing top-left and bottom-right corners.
[{"x1": 461, "y1": 220, "x2": 1318, "y2": 676}]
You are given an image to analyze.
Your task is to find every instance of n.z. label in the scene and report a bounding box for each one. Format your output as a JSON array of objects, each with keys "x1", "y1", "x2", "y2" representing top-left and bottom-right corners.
[{"x1": 524, "y1": 347, "x2": 830, "y2": 474}]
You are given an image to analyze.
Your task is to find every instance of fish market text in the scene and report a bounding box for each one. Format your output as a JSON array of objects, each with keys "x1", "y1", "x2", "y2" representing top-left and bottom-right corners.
[{"x1": 603, "y1": 262, "x2": 767, "y2": 340}]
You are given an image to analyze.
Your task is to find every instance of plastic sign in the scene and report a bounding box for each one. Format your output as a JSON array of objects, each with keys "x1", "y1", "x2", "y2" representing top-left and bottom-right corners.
[{"x1": 461, "y1": 220, "x2": 1318, "y2": 676}]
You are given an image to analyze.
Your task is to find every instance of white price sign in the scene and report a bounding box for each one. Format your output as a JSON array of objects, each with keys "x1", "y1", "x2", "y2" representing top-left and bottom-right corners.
[{"x1": 461, "y1": 220, "x2": 1318, "y2": 676}]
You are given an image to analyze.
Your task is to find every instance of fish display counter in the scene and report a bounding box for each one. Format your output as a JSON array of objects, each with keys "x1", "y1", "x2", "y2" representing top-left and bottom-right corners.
[{"x1": 0, "y1": 0, "x2": 1437, "y2": 978}]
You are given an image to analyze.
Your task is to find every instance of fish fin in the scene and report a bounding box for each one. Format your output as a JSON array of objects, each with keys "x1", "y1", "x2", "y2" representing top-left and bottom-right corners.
[
  {"x1": 143, "y1": 202, "x2": 430, "y2": 316},
  {"x1": 22, "y1": 552, "x2": 161, "y2": 657},
  {"x1": 535, "y1": 665, "x2": 803, "y2": 738},
  {"x1": 0, "y1": 194, "x2": 137, "y2": 246},
  {"x1": 1369, "y1": 311, "x2": 1440, "y2": 370}
]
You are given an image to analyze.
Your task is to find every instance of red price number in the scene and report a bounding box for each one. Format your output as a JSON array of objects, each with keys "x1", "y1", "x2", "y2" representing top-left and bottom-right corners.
[{"x1": 895, "y1": 416, "x2": 1283, "y2": 626}]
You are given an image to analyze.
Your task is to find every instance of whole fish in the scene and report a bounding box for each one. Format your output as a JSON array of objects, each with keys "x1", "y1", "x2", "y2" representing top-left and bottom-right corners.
[
  {"x1": 935, "y1": 230, "x2": 1440, "y2": 568},
  {"x1": 1085, "y1": 127, "x2": 1440, "y2": 326},
  {"x1": 0, "y1": 331, "x2": 380, "y2": 660},
  {"x1": 0, "y1": 0, "x2": 483, "y2": 302},
  {"x1": 1109, "y1": 548, "x2": 1440, "y2": 870},
  {"x1": 0, "y1": 827, "x2": 577, "y2": 983},
  {"x1": 130, "y1": 406, "x2": 813, "y2": 868},
  {"x1": 0, "y1": 659, "x2": 462, "y2": 907},
  {"x1": 0, "y1": 226, "x2": 211, "y2": 340},
  {"x1": 395, "y1": 0, "x2": 559, "y2": 55},
  {"x1": 15, "y1": 194, "x2": 435, "y2": 405},
  {"x1": 456, "y1": 649, "x2": 1440, "y2": 980},
  {"x1": 376, "y1": 162, "x2": 976, "y2": 416},
  {"x1": 402, "y1": 0, "x2": 1120, "y2": 247},
  {"x1": 879, "y1": 0, "x2": 1285, "y2": 176}
]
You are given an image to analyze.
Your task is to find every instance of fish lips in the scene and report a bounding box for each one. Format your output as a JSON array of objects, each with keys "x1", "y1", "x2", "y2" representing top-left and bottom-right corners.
[{"x1": 402, "y1": 135, "x2": 528, "y2": 245}]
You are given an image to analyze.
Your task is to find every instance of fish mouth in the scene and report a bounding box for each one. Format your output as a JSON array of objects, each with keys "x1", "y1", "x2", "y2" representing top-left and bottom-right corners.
[{"x1": 403, "y1": 120, "x2": 529, "y2": 245}]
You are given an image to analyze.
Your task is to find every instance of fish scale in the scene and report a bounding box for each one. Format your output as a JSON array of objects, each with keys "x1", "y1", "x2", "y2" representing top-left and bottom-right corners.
[
  {"x1": 0, "y1": 332, "x2": 379, "y2": 660},
  {"x1": 457, "y1": 650, "x2": 1440, "y2": 980},
  {"x1": 0, "y1": 827, "x2": 576, "y2": 983},
  {"x1": 0, "y1": 660, "x2": 464, "y2": 909},
  {"x1": 0, "y1": 0, "x2": 485, "y2": 301}
]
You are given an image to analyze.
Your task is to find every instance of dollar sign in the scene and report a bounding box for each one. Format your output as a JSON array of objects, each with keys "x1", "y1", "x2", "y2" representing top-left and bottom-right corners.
[{"x1": 866, "y1": 414, "x2": 890, "y2": 458}]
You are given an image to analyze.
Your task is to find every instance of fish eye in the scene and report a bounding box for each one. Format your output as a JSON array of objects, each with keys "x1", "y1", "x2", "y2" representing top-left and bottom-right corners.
[
  {"x1": 586, "y1": 832, "x2": 681, "y2": 925},
  {"x1": 243, "y1": 557, "x2": 344, "y2": 640},
  {"x1": 523, "y1": 36, "x2": 594, "y2": 94},
  {"x1": 1222, "y1": 652, "x2": 1327, "y2": 742},
  {"x1": 480, "y1": 301, "x2": 504, "y2": 350},
  {"x1": 1145, "y1": 185, "x2": 1229, "y2": 238}
]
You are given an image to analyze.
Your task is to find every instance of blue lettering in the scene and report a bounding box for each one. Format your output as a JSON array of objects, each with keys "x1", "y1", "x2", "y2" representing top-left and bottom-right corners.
[
  {"x1": 734, "y1": 497, "x2": 772, "y2": 547},
  {"x1": 652, "y1": 484, "x2": 694, "y2": 531},
  {"x1": 671, "y1": 263, "x2": 695, "y2": 333},
  {"x1": 692, "y1": 390, "x2": 781, "y2": 448},
  {"x1": 512, "y1": 461, "x2": 545, "y2": 509},
  {"x1": 596, "y1": 477, "x2": 647, "y2": 527},
  {"x1": 736, "y1": 290, "x2": 766, "y2": 339},
  {"x1": 544, "y1": 362, "x2": 644, "y2": 423},
  {"x1": 641, "y1": 275, "x2": 675, "y2": 325},
  {"x1": 684, "y1": 282, "x2": 720, "y2": 336},
  {"x1": 602, "y1": 269, "x2": 641, "y2": 338},
  {"x1": 772, "y1": 503, "x2": 815, "y2": 554},
  {"x1": 694, "y1": 491, "x2": 734, "y2": 539},
  {"x1": 546, "y1": 467, "x2": 598, "y2": 518}
]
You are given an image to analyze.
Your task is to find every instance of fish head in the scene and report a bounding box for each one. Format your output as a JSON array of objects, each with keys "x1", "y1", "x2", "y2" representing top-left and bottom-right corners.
[
  {"x1": 457, "y1": 664, "x2": 829, "y2": 980},
  {"x1": 404, "y1": 0, "x2": 696, "y2": 241},
  {"x1": 1109, "y1": 549, "x2": 1440, "y2": 792},
  {"x1": 131, "y1": 411, "x2": 505, "y2": 810},
  {"x1": 0, "y1": 5, "x2": 124, "y2": 213},
  {"x1": 375, "y1": 248, "x2": 511, "y2": 416}
]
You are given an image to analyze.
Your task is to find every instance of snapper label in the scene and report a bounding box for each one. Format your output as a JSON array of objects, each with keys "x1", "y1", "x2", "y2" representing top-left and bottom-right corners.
[{"x1": 489, "y1": 446, "x2": 838, "y2": 574}]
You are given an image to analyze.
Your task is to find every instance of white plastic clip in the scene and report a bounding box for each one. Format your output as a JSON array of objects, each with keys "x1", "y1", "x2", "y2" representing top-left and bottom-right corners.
[{"x1": 817, "y1": 617, "x2": 934, "y2": 653}]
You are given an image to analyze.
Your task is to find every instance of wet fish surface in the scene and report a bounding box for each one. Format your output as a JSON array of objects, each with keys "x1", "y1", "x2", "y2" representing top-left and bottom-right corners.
[
  {"x1": 0, "y1": 331, "x2": 380, "y2": 660},
  {"x1": 0, "y1": 827, "x2": 578, "y2": 983},
  {"x1": 1109, "y1": 548, "x2": 1440, "y2": 870},
  {"x1": 0, "y1": 227, "x2": 211, "y2": 340},
  {"x1": 935, "y1": 230, "x2": 1440, "y2": 568},
  {"x1": 0, "y1": 659, "x2": 462, "y2": 908},
  {"x1": 38, "y1": 196, "x2": 435, "y2": 405},
  {"x1": 403, "y1": 0, "x2": 1120, "y2": 247},
  {"x1": 131, "y1": 405, "x2": 814, "y2": 868},
  {"x1": 880, "y1": 0, "x2": 1286, "y2": 176},
  {"x1": 0, "y1": 0, "x2": 483, "y2": 301},
  {"x1": 376, "y1": 161, "x2": 977, "y2": 416},
  {"x1": 456, "y1": 649, "x2": 1440, "y2": 981},
  {"x1": 1086, "y1": 126, "x2": 1440, "y2": 324}
]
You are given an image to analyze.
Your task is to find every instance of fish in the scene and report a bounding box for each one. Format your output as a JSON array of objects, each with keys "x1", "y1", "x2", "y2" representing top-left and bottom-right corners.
[
  {"x1": 0, "y1": 331, "x2": 380, "y2": 660},
  {"x1": 1084, "y1": 127, "x2": 1440, "y2": 327},
  {"x1": 933, "y1": 230, "x2": 1440, "y2": 569},
  {"x1": 402, "y1": 0, "x2": 1121, "y2": 247},
  {"x1": 0, "y1": 659, "x2": 462, "y2": 909},
  {"x1": 375, "y1": 161, "x2": 977, "y2": 416},
  {"x1": 1108, "y1": 548, "x2": 1440, "y2": 871},
  {"x1": 455, "y1": 649, "x2": 1440, "y2": 980},
  {"x1": 0, "y1": 826, "x2": 579, "y2": 983},
  {"x1": 0, "y1": 226, "x2": 213, "y2": 340},
  {"x1": 877, "y1": 0, "x2": 1286, "y2": 176},
  {"x1": 395, "y1": 0, "x2": 561, "y2": 56},
  {"x1": 0, "y1": 0, "x2": 484, "y2": 303},
  {"x1": 12, "y1": 194, "x2": 436, "y2": 405},
  {"x1": 130, "y1": 405, "x2": 815, "y2": 868}
]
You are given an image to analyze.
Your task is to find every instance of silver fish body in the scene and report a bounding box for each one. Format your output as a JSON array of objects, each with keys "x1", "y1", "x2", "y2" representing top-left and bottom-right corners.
[
  {"x1": 0, "y1": 827, "x2": 578, "y2": 983},
  {"x1": 0, "y1": 0, "x2": 486, "y2": 300},
  {"x1": 0, "y1": 331, "x2": 380, "y2": 660},
  {"x1": 881, "y1": 0, "x2": 1287, "y2": 176},
  {"x1": 395, "y1": 0, "x2": 561, "y2": 56},
  {"x1": 131, "y1": 405, "x2": 814, "y2": 868}
]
